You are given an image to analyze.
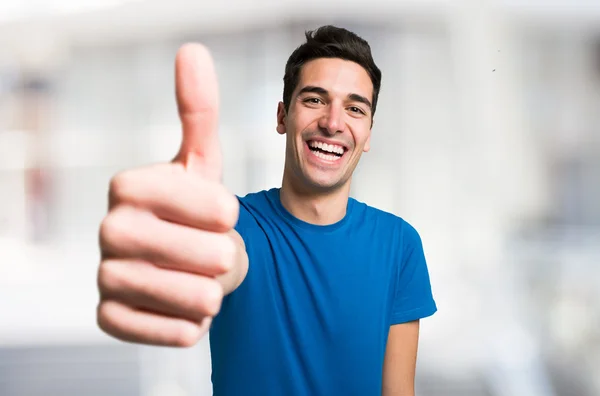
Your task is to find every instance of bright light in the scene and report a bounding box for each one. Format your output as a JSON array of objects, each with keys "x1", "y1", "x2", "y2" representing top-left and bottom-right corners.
[{"x1": 0, "y1": 0, "x2": 143, "y2": 23}]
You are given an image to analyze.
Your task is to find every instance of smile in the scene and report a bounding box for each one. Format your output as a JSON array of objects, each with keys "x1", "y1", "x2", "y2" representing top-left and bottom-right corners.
[{"x1": 306, "y1": 140, "x2": 347, "y2": 162}]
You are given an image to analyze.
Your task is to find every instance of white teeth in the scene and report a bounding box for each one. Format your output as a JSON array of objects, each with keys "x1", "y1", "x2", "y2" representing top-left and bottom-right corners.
[
  {"x1": 313, "y1": 150, "x2": 340, "y2": 161},
  {"x1": 309, "y1": 141, "x2": 345, "y2": 155}
]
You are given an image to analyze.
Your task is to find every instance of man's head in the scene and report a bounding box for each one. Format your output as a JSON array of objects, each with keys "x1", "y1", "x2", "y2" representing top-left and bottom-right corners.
[
  {"x1": 281, "y1": 26, "x2": 382, "y2": 118},
  {"x1": 277, "y1": 25, "x2": 382, "y2": 194}
]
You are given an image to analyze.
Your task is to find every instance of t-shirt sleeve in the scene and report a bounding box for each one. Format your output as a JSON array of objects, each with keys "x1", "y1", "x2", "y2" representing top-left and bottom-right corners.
[
  {"x1": 234, "y1": 195, "x2": 254, "y2": 242},
  {"x1": 390, "y1": 222, "x2": 437, "y2": 325}
]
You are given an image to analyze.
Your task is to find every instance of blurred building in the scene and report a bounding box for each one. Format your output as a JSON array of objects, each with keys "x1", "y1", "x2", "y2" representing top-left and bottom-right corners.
[{"x1": 0, "y1": 1, "x2": 599, "y2": 395}]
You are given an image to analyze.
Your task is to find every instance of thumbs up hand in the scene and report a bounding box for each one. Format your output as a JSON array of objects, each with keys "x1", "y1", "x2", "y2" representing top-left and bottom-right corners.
[
  {"x1": 96, "y1": 44, "x2": 247, "y2": 347},
  {"x1": 174, "y1": 43, "x2": 222, "y2": 179}
]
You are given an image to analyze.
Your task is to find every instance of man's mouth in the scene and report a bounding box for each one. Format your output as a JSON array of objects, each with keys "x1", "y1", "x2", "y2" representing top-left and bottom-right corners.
[{"x1": 307, "y1": 140, "x2": 346, "y2": 161}]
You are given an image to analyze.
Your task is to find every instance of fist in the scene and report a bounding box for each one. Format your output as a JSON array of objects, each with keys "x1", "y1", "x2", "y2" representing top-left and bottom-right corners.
[{"x1": 96, "y1": 44, "x2": 242, "y2": 347}]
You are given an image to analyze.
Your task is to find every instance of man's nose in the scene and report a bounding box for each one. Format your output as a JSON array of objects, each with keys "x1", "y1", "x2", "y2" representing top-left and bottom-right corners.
[{"x1": 318, "y1": 103, "x2": 344, "y2": 135}]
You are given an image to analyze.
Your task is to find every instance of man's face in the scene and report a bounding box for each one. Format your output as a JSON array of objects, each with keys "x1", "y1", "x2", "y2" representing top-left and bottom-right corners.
[{"x1": 277, "y1": 58, "x2": 373, "y2": 192}]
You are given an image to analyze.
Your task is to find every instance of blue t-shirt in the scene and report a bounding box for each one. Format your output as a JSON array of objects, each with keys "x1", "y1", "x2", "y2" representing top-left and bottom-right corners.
[{"x1": 209, "y1": 188, "x2": 436, "y2": 395}]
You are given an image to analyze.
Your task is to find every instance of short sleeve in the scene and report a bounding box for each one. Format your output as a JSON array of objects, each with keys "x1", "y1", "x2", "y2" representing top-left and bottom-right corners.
[
  {"x1": 234, "y1": 196, "x2": 253, "y2": 240},
  {"x1": 390, "y1": 222, "x2": 437, "y2": 325}
]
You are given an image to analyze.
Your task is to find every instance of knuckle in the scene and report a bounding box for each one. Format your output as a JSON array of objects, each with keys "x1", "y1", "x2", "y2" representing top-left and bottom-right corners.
[
  {"x1": 178, "y1": 279, "x2": 219, "y2": 319},
  {"x1": 99, "y1": 210, "x2": 129, "y2": 251},
  {"x1": 96, "y1": 301, "x2": 119, "y2": 336},
  {"x1": 203, "y1": 281, "x2": 224, "y2": 317},
  {"x1": 97, "y1": 260, "x2": 125, "y2": 294},
  {"x1": 217, "y1": 235, "x2": 237, "y2": 272},
  {"x1": 173, "y1": 322, "x2": 202, "y2": 347},
  {"x1": 213, "y1": 192, "x2": 239, "y2": 229},
  {"x1": 108, "y1": 171, "x2": 134, "y2": 204}
]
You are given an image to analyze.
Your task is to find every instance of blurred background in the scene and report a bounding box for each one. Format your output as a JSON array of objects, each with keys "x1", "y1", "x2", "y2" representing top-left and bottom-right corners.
[{"x1": 0, "y1": 0, "x2": 599, "y2": 395}]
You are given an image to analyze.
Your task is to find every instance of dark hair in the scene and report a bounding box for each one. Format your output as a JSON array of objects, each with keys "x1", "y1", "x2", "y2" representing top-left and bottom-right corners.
[{"x1": 282, "y1": 25, "x2": 382, "y2": 118}]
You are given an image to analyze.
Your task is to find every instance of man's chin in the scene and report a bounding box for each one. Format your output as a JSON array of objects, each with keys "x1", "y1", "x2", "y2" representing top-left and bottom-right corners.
[
  {"x1": 302, "y1": 174, "x2": 348, "y2": 193},
  {"x1": 284, "y1": 162, "x2": 350, "y2": 194}
]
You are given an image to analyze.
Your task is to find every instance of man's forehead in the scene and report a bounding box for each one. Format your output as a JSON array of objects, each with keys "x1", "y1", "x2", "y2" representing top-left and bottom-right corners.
[{"x1": 297, "y1": 58, "x2": 373, "y2": 98}]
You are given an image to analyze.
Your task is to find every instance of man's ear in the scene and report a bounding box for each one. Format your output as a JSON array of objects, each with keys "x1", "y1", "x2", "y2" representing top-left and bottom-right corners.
[
  {"x1": 363, "y1": 132, "x2": 371, "y2": 152},
  {"x1": 363, "y1": 116, "x2": 375, "y2": 152},
  {"x1": 276, "y1": 101, "x2": 286, "y2": 135}
]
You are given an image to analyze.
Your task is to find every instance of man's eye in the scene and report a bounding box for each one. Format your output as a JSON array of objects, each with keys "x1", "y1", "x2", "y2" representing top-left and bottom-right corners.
[
  {"x1": 305, "y1": 97, "x2": 322, "y2": 104},
  {"x1": 349, "y1": 106, "x2": 365, "y2": 115}
]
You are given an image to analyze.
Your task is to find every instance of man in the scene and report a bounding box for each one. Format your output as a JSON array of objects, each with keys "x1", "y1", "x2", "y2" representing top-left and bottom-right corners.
[{"x1": 97, "y1": 26, "x2": 437, "y2": 395}]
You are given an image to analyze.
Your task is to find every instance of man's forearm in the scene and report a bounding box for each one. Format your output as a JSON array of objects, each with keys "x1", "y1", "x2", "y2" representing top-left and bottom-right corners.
[{"x1": 382, "y1": 321, "x2": 419, "y2": 396}]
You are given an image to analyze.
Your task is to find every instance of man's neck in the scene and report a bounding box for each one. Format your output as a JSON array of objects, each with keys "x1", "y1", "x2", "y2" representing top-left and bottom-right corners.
[{"x1": 279, "y1": 175, "x2": 351, "y2": 226}]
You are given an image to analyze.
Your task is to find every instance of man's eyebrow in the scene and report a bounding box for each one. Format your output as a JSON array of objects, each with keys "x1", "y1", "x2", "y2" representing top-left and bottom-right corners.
[
  {"x1": 297, "y1": 85, "x2": 329, "y2": 96},
  {"x1": 297, "y1": 85, "x2": 372, "y2": 110},
  {"x1": 348, "y1": 93, "x2": 372, "y2": 110}
]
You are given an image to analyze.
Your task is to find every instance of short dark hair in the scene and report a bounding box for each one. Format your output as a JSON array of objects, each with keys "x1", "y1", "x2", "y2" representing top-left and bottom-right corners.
[{"x1": 282, "y1": 25, "x2": 382, "y2": 118}]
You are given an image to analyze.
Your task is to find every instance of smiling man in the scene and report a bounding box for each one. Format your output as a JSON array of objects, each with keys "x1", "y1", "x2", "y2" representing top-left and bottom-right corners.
[{"x1": 97, "y1": 26, "x2": 437, "y2": 396}]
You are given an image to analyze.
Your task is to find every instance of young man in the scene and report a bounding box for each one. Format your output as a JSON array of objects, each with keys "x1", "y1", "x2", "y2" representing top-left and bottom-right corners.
[{"x1": 97, "y1": 26, "x2": 437, "y2": 395}]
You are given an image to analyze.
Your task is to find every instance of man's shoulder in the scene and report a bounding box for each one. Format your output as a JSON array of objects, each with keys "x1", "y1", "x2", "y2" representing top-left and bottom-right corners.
[
  {"x1": 234, "y1": 188, "x2": 278, "y2": 235},
  {"x1": 351, "y1": 198, "x2": 421, "y2": 242},
  {"x1": 235, "y1": 188, "x2": 278, "y2": 213},
  {"x1": 236, "y1": 188, "x2": 273, "y2": 204},
  {"x1": 351, "y1": 198, "x2": 405, "y2": 225}
]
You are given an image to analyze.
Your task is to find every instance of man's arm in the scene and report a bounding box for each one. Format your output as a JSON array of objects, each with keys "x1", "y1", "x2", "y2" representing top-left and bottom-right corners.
[{"x1": 382, "y1": 320, "x2": 420, "y2": 396}]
